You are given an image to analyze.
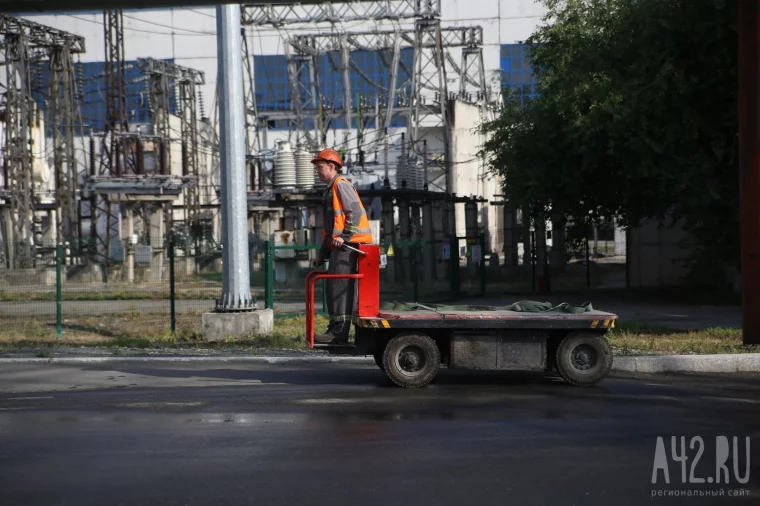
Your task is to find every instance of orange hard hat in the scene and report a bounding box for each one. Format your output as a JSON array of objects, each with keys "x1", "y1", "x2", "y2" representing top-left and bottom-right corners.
[{"x1": 311, "y1": 148, "x2": 342, "y2": 169}]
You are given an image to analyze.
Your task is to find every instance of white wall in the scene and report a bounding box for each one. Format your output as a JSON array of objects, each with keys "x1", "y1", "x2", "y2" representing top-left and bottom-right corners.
[
  {"x1": 0, "y1": 103, "x2": 55, "y2": 201},
  {"x1": 448, "y1": 100, "x2": 500, "y2": 246},
  {"x1": 440, "y1": 0, "x2": 548, "y2": 84}
]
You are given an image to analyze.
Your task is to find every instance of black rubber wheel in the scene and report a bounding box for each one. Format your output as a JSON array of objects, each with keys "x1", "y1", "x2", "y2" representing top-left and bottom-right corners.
[
  {"x1": 382, "y1": 333, "x2": 440, "y2": 388},
  {"x1": 555, "y1": 332, "x2": 613, "y2": 387}
]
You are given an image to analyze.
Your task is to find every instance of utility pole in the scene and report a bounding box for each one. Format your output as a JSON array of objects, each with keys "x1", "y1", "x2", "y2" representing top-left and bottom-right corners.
[
  {"x1": 216, "y1": 4, "x2": 252, "y2": 311},
  {"x1": 738, "y1": 0, "x2": 760, "y2": 345},
  {"x1": 202, "y1": 4, "x2": 271, "y2": 340}
]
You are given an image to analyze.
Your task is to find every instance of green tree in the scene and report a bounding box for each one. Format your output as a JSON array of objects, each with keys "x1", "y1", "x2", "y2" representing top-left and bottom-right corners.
[{"x1": 481, "y1": 0, "x2": 739, "y2": 286}]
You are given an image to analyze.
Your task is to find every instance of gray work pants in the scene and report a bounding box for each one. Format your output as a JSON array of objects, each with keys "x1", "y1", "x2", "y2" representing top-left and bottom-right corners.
[{"x1": 326, "y1": 246, "x2": 359, "y2": 339}]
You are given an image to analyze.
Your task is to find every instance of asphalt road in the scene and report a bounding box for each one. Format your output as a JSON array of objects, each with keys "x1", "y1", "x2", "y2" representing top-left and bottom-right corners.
[{"x1": 1, "y1": 363, "x2": 758, "y2": 505}]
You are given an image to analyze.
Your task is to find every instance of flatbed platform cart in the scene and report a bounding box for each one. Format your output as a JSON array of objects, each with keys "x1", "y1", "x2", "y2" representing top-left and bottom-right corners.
[{"x1": 306, "y1": 244, "x2": 618, "y2": 388}]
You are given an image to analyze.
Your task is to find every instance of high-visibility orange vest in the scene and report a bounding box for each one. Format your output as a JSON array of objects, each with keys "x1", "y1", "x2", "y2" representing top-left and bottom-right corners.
[{"x1": 323, "y1": 176, "x2": 373, "y2": 245}]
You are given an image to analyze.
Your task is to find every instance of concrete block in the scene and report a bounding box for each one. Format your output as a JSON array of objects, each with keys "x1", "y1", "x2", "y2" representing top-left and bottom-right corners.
[
  {"x1": 66, "y1": 262, "x2": 104, "y2": 283},
  {"x1": 135, "y1": 266, "x2": 152, "y2": 283},
  {"x1": 611, "y1": 357, "x2": 636, "y2": 372},
  {"x1": 107, "y1": 265, "x2": 123, "y2": 283},
  {"x1": 41, "y1": 268, "x2": 56, "y2": 286},
  {"x1": 201, "y1": 309, "x2": 274, "y2": 342},
  {"x1": 612, "y1": 354, "x2": 760, "y2": 374}
]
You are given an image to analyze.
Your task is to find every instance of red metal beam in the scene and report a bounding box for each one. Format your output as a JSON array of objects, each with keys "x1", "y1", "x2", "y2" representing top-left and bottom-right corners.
[
  {"x1": 354, "y1": 244, "x2": 380, "y2": 318},
  {"x1": 739, "y1": 0, "x2": 760, "y2": 345},
  {"x1": 304, "y1": 244, "x2": 380, "y2": 348}
]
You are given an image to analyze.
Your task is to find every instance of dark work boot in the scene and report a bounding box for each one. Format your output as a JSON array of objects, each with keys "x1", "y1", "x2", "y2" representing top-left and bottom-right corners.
[
  {"x1": 314, "y1": 332, "x2": 341, "y2": 344},
  {"x1": 329, "y1": 321, "x2": 350, "y2": 344},
  {"x1": 314, "y1": 321, "x2": 349, "y2": 344}
]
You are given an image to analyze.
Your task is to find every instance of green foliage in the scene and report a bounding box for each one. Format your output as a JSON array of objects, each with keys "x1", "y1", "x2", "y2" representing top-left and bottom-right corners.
[{"x1": 481, "y1": 0, "x2": 739, "y2": 286}]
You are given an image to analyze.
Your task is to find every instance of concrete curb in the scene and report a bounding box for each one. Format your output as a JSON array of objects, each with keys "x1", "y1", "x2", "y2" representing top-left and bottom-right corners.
[
  {"x1": 612, "y1": 354, "x2": 760, "y2": 374},
  {"x1": 0, "y1": 355, "x2": 376, "y2": 365},
  {"x1": 0, "y1": 353, "x2": 758, "y2": 373}
]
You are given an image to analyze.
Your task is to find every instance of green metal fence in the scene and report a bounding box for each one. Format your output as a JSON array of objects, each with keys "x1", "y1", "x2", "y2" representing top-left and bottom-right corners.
[
  {"x1": 0, "y1": 237, "x2": 259, "y2": 341},
  {"x1": 0, "y1": 231, "x2": 625, "y2": 341},
  {"x1": 260, "y1": 235, "x2": 489, "y2": 315},
  {"x1": 263, "y1": 241, "x2": 328, "y2": 317}
]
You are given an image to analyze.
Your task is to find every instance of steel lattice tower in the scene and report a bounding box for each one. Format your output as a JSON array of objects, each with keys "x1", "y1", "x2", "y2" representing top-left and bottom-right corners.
[
  {"x1": 241, "y1": 1, "x2": 489, "y2": 194},
  {"x1": 49, "y1": 42, "x2": 79, "y2": 251},
  {"x1": 90, "y1": 9, "x2": 130, "y2": 265},
  {"x1": 1, "y1": 32, "x2": 34, "y2": 268},
  {"x1": 1, "y1": 15, "x2": 85, "y2": 268},
  {"x1": 180, "y1": 77, "x2": 200, "y2": 248},
  {"x1": 289, "y1": 25, "x2": 486, "y2": 191},
  {"x1": 145, "y1": 59, "x2": 172, "y2": 249},
  {"x1": 240, "y1": 0, "x2": 442, "y2": 157},
  {"x1": 241, "y1": 27, "x2": 265, "y2": 190},
  {"x1": 136, "y1": 57, "x2": 205, "y2": 254}
]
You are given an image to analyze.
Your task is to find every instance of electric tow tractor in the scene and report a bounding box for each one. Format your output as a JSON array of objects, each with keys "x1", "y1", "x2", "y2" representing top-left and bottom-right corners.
[{"x1": 306, "y1": 244, "x2": 618, "y2": 388}]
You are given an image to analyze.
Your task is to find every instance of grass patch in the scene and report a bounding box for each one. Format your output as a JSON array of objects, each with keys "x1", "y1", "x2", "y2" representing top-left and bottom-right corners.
[
  {"x1": 0, "y1": 313, "x2": 329, "y2": 352},
  {"x1": 1, "y1": 311, "x2": 755, "y2": 357},
  {"x1": 613, "y1": 320, "x2": 675, "y2": 334},
  {"x1": 608, "y1": 321, "x2": 758, "y2": 355},
  {"x1": 104, "y1": 336, "x2": 152, "y2": 349},
  {"x1": 242, "y1": 314, "x2": 332, "y2": 350}
]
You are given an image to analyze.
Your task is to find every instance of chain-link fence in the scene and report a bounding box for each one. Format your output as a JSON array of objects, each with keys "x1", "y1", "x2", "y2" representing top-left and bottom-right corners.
[
  {"x1": 0, "y1": 237, "x2": 261, "y2": 341},
  {"x1": 262, "y1": 241, "x2": 327, "y2": 316},
  {"x1": 259, "y1": 236, "x2": 488, "y2": 315}
]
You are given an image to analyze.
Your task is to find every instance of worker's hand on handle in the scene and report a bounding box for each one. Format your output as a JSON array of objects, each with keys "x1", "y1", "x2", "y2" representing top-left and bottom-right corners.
[
  {"x1": 312, "y1": 256, "x2": 324, "y2": 268},
  {"x1": 341, "y1": 243, "x2": 367, "y2": 256},
  {"x1": 331, "y1": 237, "x2": 345, "y2": 248}
]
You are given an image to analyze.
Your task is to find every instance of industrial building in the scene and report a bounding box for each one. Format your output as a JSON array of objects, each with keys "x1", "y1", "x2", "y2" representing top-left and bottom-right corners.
[{"x1": 0, "y1": 1, "x2": 645, "y2": 290}]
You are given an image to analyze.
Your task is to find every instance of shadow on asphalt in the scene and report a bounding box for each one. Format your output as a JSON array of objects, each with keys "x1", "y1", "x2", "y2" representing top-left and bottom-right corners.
[
  {"x1": 74, "y1": 364, "x2": 760, "y2": 402},
  {"x1": 79, "y1": 363, "x2": 576, "y2": 389}
]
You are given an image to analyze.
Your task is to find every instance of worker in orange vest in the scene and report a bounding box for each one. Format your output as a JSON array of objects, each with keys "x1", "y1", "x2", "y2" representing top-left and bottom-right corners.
[{"x1": 311, "y1": 148, "x2": 373, "y2": 344}]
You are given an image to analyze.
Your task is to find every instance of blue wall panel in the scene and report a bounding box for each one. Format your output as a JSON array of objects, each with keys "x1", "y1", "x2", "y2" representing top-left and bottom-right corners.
[
  {"x1": 253, "y1": 48, "x2": 413, "y2": 130},
  {"x1": 500, "y1": 44, "x2": 538, "y2": 102},
  {"x1": 29, "y1": 59, "x2": 176, "y2": 133}
]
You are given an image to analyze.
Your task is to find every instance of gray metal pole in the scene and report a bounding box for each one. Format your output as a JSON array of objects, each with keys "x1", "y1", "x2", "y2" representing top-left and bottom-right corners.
[{"x1": 216, "y1": 4, "x2": 254, "y2": 311}]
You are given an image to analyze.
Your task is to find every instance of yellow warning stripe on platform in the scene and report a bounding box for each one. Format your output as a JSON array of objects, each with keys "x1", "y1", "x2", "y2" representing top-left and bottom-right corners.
[
  {"x1": 359, "y1": 319, "x2": 391, "y2": 329},
  {"x1": 590, "y1": 319, "x2": 615, "y2": 329}
]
